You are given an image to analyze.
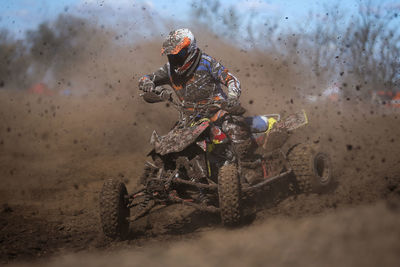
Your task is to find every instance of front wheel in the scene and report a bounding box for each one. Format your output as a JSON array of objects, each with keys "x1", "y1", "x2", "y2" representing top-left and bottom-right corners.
[
  {"x1": 218, "y1": 164, "x2": 242, "y2": 226},
  {"x1": 287, "y1": 144, "x2": 333, "y2": 194},
  {"x1": 99, "y1": 179, "x2": 130, "y2": 239}
]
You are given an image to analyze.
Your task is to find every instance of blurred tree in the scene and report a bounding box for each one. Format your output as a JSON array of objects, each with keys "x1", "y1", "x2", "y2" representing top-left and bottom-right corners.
[
  {"x1": 341, "y1": 2, "x2": 400, "y2": 97},
  {"x1": 26, "y1": 14, "x2": 98, "y2": 85},
  {"x1": 190, "y1": 0, "x2": 239, "y2": 40},
  {"x1": 191, "y1": 0, "x2": 400, "y2": 100},
  {"x1": 297, "y1": 5, "x2": 345, "y2": 82},
  {"x1": 0, "y1": 13, "x2": 115, "y2": 91},
  {"x1": 0, "y1": 30, "x2": 31, "y2": 89}
]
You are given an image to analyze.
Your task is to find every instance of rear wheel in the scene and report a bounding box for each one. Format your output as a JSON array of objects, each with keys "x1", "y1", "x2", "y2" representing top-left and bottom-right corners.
[
  {"x1": 99, "y1": 179, "x2": 130, "y2": 239},
  {"x1": 218, "y1": 164, "x2": 242, "y2": 226},
  {"x1": 287, "y1": 144, "x2": 333, "y2": 193}
]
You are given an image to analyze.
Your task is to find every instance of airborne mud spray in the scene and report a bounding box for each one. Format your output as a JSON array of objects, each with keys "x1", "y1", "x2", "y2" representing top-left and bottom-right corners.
[{"x1": 1, "y1": 3, "x2": 400, "y2": 266}]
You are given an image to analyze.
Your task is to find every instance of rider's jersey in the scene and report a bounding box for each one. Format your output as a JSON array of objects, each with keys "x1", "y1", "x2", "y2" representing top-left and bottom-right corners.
[{"x1": 140, "y1": 51, "x2": 241, "y2": 105}]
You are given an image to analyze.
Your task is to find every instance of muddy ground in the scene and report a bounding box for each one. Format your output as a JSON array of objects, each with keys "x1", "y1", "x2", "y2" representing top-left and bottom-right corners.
[{"x1": 1, "y1": 39, "x2": 400, "y2": 266}]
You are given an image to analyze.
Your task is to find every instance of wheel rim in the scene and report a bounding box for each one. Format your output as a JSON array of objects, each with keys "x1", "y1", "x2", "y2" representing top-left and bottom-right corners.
[{"x1": 314, "y1": 153, "x2": 331, "y2": 184}]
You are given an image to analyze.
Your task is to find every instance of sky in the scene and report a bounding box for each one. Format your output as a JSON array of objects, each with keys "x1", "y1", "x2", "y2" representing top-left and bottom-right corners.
[{"x1": 0, "y1": 0, "x2": 398, "y2": 38}]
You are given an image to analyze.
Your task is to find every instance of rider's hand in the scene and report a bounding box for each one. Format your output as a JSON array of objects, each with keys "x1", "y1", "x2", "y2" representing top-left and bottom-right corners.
[
  {"x1": 139, "y1": 78, "x2": 155, "y2": 93},
  {"x1": 223, "y1": 97, "x2": 246, "y2": 115},
  {"x1": 160, "y1": 90, "x2": 172, "y2": 101},
  {"x1": 226, "y1": 97, "x2": 239, "y2": 108}
]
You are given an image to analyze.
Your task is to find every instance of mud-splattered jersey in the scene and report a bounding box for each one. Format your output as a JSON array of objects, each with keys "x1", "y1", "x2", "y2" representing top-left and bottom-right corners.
[{"x1": 140, "y1": 51, "x2": 241, "y2": 105}]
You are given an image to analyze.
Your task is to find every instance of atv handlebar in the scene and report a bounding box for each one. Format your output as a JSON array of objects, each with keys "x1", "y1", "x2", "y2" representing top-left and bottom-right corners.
[
  {"x1": 141, "y1": 86, "x2": 221, "y2": 109},
  {"x1": 140, "y1": 86, "x2": 245, "y2": 117}
]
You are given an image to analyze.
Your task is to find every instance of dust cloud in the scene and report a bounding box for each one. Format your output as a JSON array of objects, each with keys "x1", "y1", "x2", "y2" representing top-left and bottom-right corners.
[{"x1": 1, "y1": 9, "x2": 400, "y2": 267}]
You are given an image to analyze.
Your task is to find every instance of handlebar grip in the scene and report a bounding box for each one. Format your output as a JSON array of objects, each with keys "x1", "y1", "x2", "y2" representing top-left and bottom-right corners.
[{"x1": 142, "y1": 92, "x2": 164, "y2": 103}]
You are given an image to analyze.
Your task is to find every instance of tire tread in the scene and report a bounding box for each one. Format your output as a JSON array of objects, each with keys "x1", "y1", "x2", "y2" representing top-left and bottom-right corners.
[{"x1": 218, "y1": 164, "x2": 241, "y2": 226}]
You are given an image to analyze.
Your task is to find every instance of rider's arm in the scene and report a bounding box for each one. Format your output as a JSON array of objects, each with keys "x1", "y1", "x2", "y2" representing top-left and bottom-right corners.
[
  {"x1": 138, "y1": 64, "x2": 172, "y2": 102},
  {"x1": 208, "y1": 57, "x2": 241, "y2": 99},
  {"x1": 138, "y1": 64, "x2": 171, "y2": 90}
]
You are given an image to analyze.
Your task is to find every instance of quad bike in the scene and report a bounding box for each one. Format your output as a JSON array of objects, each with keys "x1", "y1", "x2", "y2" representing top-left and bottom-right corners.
[{"x1": 99, "y1": 88, "x2": 333, "y2": 239}]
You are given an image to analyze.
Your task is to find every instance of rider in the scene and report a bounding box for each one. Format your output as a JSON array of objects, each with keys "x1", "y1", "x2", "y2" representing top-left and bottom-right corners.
[{"x1": 138, "y1": 28, "x2": 255, "y2": 186}]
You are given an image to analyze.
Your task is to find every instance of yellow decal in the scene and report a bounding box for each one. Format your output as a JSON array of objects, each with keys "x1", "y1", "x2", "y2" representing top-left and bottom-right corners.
[
  {"x1": 207, "y1": 143, "x2": 215, "y2": 152},
  {"x1": 190, "y1": 117, "x2": 210, "y2": 127},
  {"x1": 213, "y1": 139, "x2": 222, "y2": 144},
  {"x1": 303, "y1": 109, "x2": 308, "y2": 125},
  {"x1": 266, "y1": 117, "x2": 277, "y2": 135},
  {"x1": 207, "y1": 158, "x2": 212, "y2": 177}
]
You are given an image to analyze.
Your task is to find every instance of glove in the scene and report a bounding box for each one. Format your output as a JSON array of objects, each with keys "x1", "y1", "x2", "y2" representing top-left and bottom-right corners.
[
  {"x1": 226, "y1": 97, "x2": 239, "y2": 108},
  {"x1": 160, "y1": 90, "x2": 172, "y2": 101},
  {"x1": 139, "y1": 77, "x2": 155, "y2": 93},
  {"x1": 223, "y1": 98, "x2": 246, "y2": 115}
]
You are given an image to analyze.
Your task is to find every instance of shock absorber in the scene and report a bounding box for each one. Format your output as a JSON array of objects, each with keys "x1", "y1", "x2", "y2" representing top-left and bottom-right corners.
[{"x1": 139, "y1": 191, "x2": 151, "y2": 209}]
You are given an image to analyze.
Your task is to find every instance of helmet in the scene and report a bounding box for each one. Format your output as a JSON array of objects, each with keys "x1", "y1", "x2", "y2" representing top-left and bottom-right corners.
[{"x1": 161, "y1": 28, "x2": 199, "y2": 75}]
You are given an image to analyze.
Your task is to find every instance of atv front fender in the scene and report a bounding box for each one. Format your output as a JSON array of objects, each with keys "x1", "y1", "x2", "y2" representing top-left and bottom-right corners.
[{"x1": 150, "y1": 121, "x2": 210, "y2": 156}]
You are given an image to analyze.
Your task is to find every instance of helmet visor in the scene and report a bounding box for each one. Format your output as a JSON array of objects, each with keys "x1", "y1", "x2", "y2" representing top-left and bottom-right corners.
[{"x1": 167, "y1": 48, "x2": 188, "y2": 68}]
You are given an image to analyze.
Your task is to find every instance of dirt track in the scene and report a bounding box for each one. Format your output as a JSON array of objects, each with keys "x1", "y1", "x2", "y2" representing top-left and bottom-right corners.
[{"x1": 1, "y1": 39, "x2": 400, "y2": 266}]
